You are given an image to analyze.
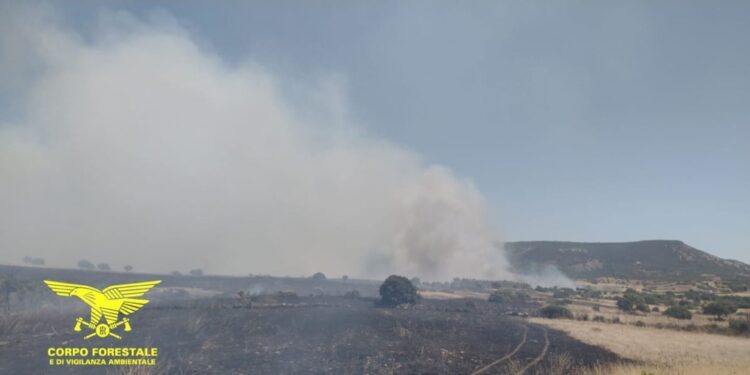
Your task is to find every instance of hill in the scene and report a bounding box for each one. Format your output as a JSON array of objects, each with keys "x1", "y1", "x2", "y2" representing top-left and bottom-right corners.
[{"x1": 505, "y1": 240, "x2": 750, "y2": 281}]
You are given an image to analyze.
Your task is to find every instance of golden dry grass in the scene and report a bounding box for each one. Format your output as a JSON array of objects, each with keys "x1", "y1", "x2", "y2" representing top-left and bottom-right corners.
[
  {"x1": 530, "y1": 318, "x2": 750, "y2": 372},
  {"x1": 581, "y1": 363, "x2": 748, "y2": 375},
  {"x1": 419, "y1": 290, "x2": 489, "y2": 300},
  {"x1": 565, "y1": 298, "x2": 736, "y2": 328}
]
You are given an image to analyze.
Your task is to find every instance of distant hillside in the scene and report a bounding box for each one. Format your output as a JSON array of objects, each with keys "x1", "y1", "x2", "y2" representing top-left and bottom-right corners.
[{"x1": 505, "y1": 240, "x2": 750, "y2": 281}]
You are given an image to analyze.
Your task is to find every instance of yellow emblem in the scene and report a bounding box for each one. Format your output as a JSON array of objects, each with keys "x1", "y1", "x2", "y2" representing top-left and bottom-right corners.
[{"x1": 44, "y1": 280, "x2": 161, "y2": 340}]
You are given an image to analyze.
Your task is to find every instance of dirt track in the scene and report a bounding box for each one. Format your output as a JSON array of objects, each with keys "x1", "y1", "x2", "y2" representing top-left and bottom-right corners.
[
  {"x1": 470, "y1": 324, "x2": 552, "y2": 375},
  {"x1": 518, "y1": 326, "x2": 549, "y2": 374},
  {"x1": 471, "y1": 324, "x2": 529, "y2": 374}
]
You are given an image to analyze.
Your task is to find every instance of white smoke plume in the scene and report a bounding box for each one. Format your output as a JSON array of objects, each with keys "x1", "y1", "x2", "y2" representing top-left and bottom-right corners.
[{"x1": 0, "y1": 4, "x2": 511, "y2": 281}]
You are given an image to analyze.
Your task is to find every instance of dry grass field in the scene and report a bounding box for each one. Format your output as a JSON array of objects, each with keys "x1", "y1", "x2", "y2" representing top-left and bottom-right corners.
[
  {"x1": 564, "y1": 298, "x2": 737, "y2": 328},
  {"x1": 530, "y1": 318, "x2": 750, "y2": 374}
]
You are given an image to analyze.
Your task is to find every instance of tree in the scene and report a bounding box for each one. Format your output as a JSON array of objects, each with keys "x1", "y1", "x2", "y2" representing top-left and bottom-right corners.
[
  {"x1": 189, "y1": 269, "x2": 203, "y2": 276},
  {"x1": 77, "y1": 259, "x2": 95, "y2": 270},
  {"x1": 311, "y1": 272, "x2": 326, "y2": 281},
  {"x1": 22, "y1": 256, "x2": 32, "y2": 264},
  {"x1": 703, "y1": 302, "x2": 738, "y2": 320},
  {"x1": 379, "y1": 275, "x2": 418, "y2": 307},
  {"x1": 663, "y1": 306, "x2": 692, "y2": 320},
  {"x1": 616, "y1": 297, "x2": 634, "y2": 312},
  {"x1": 1, "y1": 275, "x2": 20, "y2": 312},
  {"x1": 124, "y1": 265, "x2": 133, "y2": 272},
  {"x1": 540, "y1": 305, "x2": 573, "y2": 319},
  {"x1": 97, "y1": 263, "x2": 111, "y2": 271},
  {"x1": 171, "y1": 271, "x2": 182, "y2": 276},
  {"x1": 30, "y1": 258, "x2": 45, "y2": 266}
]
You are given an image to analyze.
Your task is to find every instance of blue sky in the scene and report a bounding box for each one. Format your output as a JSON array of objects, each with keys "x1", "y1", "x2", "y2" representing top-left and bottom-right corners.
[{"x1": 5, "y1": 1, "x2": 750, "y2": 265}]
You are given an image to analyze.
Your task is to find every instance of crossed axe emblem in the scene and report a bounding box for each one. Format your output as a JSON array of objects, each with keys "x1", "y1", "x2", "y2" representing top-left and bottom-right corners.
[{"x1": 74, "y1": 317, "x2": 132, "y2": 340}]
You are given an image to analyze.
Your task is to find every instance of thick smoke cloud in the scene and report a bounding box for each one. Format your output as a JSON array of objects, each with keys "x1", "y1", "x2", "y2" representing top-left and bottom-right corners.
[{"x1": 0, "y1": 5, "x2": 511, "y2": 280}]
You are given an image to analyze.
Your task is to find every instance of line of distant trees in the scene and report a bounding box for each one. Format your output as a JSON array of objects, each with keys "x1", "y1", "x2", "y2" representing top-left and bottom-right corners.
[
  {"x1": 21, "y1": 256, "x2": 45, "y2": 266},
  {"x1": 21, "y1": 255, "x2": 207, "y2": 278},
  {"x1": 76, "y1": 259, "x2": 135, "y2": 272}
]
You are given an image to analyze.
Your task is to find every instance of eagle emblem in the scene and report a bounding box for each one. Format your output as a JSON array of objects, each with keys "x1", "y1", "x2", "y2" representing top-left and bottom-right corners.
[{"x1": 44, "y1": 280, "x2": 161, "y2": 339}]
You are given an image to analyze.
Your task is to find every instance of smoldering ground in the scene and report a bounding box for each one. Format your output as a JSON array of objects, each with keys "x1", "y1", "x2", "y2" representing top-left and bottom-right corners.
[{"x1": 0, "y1": 4, "x2": 530, "y2": 282}]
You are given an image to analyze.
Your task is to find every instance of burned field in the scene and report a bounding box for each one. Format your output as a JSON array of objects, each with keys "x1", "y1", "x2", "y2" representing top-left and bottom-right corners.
[{"x1": 1, "y1": 293, "x2": 620, "y2": 374}]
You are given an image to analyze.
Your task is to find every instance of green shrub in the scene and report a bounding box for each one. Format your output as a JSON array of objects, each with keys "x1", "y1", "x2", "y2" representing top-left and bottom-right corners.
[
  {"x1": 729, "y1": 319, "x2": 750, "y2": 334},
  {"x1": 663, "y1": 306, "x2": 692, "y2": 320},
  {"x1": 539, "y1": 305, "x2": 573, "y2": 319},
  {"x1": 636, "y1": 303, "x2": 650, "y2": 313},
  {"x1": 616, "y1": 297, "x2": 634, "y2": 312},
  {"x1": 343, "y1": 290, "x2": 360, "y2": 299}
]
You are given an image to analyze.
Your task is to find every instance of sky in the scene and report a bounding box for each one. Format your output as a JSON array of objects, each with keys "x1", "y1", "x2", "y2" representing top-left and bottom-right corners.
[{"x1": 1, "y1": 1, "x2": 749, "y2": 270}]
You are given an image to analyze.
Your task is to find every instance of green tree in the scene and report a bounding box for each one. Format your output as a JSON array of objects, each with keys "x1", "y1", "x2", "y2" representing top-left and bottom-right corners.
[
  {"x1": 379, "y1": 275, "x2": 418, "y2": 307},
  {"x1": 703, "y1": 302, "x2": 738, "y2": 320},
  {"x1": 616, "y1": 297, "x2": 634, "y2": 312}
]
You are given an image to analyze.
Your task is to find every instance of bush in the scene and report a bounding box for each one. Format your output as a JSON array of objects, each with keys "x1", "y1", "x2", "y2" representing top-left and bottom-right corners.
[
  {"x1": 652, "y1": 306, "x2": 660, "y2": 312},
  {"x1": 616, "y1": 297, "x2": 634, "y2": 312},
  {"x1": 77, "y1": 259, "x2": 95, "y2": 270},
  {"x1": 636, "y1": 303, "x2": 650, "y2": 313},
  {"x1": 592, "y1": 305, "x2": 600, "y2": 312},
  {"x1": 728, "y1": 319, "x2": 750, "y2": 334},
  {"x1": 488, "y1": 291, "x2": 510, "y2": 304},
  {"x1": 703, "y1": 301, "x2": 738, "y2": 320},
  {"x1": 488, "y1": 290, "x2": 530, "y2": 304},
  {"x1": 189, "y1": 269, "x2": 204, "y2": 276},
  {"x1": 343, "y1": 290, "x2": 360, "y2": 299},
  {"x1": 379, "y1": 275, "x2": 418, "y2": 307},
  {"x1": 592, "y1": 315, "x2": 606, "y2": 322},
  {"x1": 663, "y1": 306, "x2": 692, "y2": 320},
  {"x1": 553, "y1": 288, "x2": 574, "y2": 299},
  {"x1": 124, "y1": 265, "x2": 133, "y2": 272},
  {"x1": 539, "y1": 305, "x2": 573, "y2": 319},
  {"x1": 30, "y1": 258, "x2": 45, "y2": 266},
  {"x1": 96, "y1": 263, "x2": 111, "y2": 271},
  {"x1": 311, "y1": 272, "x2": 326, "y2": 280}
]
